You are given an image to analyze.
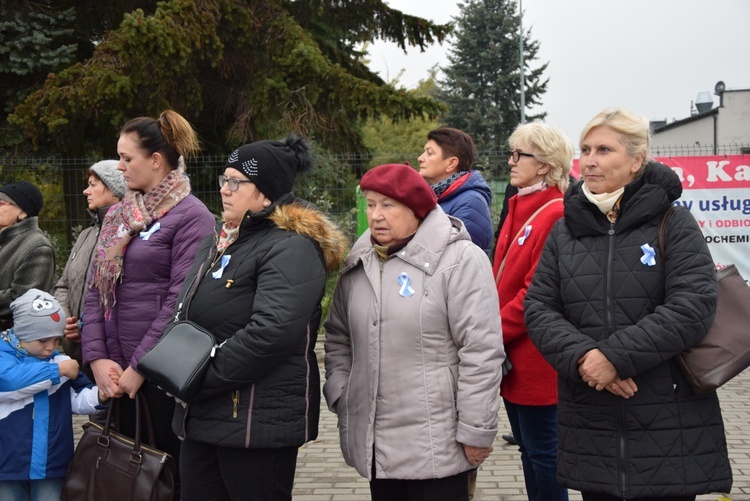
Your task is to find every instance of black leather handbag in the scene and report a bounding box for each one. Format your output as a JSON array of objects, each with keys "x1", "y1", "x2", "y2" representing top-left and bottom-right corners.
[{"x1": 138, "y1": 320, "x2": 217, "y2": 402}]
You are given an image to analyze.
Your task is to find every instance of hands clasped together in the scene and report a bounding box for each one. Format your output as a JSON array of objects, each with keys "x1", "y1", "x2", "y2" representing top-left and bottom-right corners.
[
  {"x1": 578, "y1": 349, "x2": 638, "y2": 398},
  {"x1": 90, "y1": 358, "x2": 146, "y2": 400}
]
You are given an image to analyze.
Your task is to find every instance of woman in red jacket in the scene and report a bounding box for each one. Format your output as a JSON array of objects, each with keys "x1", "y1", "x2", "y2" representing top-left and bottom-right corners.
[{"x1": 493, "y1": 122, "x2": 573, "y2": 501}]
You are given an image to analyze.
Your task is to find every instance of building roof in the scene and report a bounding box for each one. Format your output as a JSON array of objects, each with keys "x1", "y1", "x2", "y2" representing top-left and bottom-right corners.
[
  {"x1": 652, "y1": 107, "x2": 718, "y2": 133},
  {"x1": 652, "y1": 87, "x2": 750, "y2": 134}
]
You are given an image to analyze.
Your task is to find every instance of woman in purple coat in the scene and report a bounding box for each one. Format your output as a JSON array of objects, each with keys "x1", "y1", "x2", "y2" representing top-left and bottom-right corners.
[{"x1": 81, "y1": 110, "x2": 215, "y2": 493}]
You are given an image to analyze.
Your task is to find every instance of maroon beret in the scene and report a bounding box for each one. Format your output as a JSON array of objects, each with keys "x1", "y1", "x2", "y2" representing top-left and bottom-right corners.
[{"x1": 360, "y1": 163, "x2": 437, "y2": 220}]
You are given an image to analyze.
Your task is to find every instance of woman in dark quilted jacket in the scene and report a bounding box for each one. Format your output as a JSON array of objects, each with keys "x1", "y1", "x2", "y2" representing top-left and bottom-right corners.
[
  {"x1": 171, "y1": 134, "x2": 347, "y2": 501},
  {"x1": 524, "y1": 108, "x2": 732, "y2": 501}
]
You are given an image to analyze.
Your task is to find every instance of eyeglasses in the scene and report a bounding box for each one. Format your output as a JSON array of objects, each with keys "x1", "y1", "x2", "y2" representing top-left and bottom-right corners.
[
  {"x1": 507, "y1": 150, "x2": 536, "y2": 163},
  {"x1": 218, "y1": 175, "x2": 254, "y2": 192}
]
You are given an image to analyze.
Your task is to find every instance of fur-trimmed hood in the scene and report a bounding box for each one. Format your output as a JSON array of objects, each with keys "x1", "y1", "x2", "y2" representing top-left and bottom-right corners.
[{"x1": 268, "y1": 199, "x2": 348, "y2": 273}]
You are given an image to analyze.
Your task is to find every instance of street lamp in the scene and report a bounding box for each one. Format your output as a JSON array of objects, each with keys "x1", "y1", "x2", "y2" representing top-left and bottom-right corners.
[
  {"x1": 519, "y1": 0, "x2": 525, "y2": 124},
  {"x1": 713, "y1": 80, "x2": 726, "y2": 155}
]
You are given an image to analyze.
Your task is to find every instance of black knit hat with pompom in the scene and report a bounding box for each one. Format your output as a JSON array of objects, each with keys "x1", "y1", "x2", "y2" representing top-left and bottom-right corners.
[{"x1": 225, "y1": 133, "x2": 313, "y2": 201}]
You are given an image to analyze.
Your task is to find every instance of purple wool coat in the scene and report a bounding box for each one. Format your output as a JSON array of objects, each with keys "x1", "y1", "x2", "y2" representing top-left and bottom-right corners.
[{"x1": 82, "y1": 194, "x2": 215, "y2": 371}]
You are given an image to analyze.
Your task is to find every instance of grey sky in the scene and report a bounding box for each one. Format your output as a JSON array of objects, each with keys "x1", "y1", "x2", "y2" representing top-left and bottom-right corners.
[{"x1": 368, "y1": 0, "x2": 750, "y2": 148}]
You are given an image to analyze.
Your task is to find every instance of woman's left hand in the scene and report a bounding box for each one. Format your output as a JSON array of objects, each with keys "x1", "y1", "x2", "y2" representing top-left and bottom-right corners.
[
  {"x1": 606, "y1": 377, "x2": 638, "y2": 398},
  {"x1": 463, "y1": 444, "x2": 493, "y2": 466},
  {"x1": 118, "y1": 366, "x2": 146, "y2": 399},
  {"x1": 578, "y1": 349, "x2": 617, "y2": 390}
]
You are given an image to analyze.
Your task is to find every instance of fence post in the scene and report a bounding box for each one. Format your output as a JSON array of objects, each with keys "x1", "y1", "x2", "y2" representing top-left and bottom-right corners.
[{"x1": 356, "y1": 185, "x2": 368, "y2": 237}]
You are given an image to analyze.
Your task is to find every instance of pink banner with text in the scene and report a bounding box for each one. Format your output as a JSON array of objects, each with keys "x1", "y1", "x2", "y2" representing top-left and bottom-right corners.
[{"x1": 573, "y1": 155, "x2": 750, "y2": 279}]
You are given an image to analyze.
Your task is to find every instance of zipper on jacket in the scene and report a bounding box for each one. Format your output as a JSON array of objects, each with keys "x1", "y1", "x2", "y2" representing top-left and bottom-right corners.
[
  {"x1": 207, "y1": 248, "x2": 224, "y2": 277},
  {"x1": 615, "y1": 398, "x2": 628, "y2": 500},
  {"x1": 604, "y1": 223, "x2": 616, "y2": 334},
  {"x1": 606, "y1": 221, "x2": 629, "y2": 500},
  {"x1": 232, "y1": 390, "x2": 239, "y2": 418}
]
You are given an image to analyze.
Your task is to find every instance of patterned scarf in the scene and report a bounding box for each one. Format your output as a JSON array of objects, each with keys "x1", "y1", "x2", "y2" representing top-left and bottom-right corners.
[
  {"x1": 431, "y1": 171, "x2": 469, "y2": 198},
  {"x1": 91, "y1": 169, "x2": 191, "y2": 316},
  {"x1": 216, "y1": 221, "x2": 240, "y2": 253}
]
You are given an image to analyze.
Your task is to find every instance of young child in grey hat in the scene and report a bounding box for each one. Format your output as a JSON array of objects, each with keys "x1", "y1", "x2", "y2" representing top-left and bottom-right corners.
[{"x1": 0, "y1": 289, "x2": 108, "y2": 500}]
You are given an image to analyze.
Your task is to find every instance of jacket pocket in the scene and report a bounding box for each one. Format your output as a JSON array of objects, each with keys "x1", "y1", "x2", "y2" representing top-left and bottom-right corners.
[
  {"x1": 339, "y1": 383, "x2": 352, "y2": 463},
  {"x1": 447, "y1": 365, "x2": 459, "y2": 421}
]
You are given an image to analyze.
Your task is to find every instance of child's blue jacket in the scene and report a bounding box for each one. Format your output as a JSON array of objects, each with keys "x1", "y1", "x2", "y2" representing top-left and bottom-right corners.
[{"x1": 0, "y1": 329, "x2": 100, "y2": 480}]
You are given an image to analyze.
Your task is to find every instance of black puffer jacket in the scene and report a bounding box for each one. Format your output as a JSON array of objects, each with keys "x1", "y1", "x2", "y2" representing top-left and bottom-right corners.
[
  {"x1": 525, "y1": 162, "x2": 732, "y2": 498},
  {"x1": 172, "y1": 194, "x2": 347, "y2": 449}
]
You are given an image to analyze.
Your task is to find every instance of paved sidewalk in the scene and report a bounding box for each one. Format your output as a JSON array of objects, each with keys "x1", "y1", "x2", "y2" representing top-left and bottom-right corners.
[{"x1": 73, "y1": 353, "x2": 750, "y2": 500}]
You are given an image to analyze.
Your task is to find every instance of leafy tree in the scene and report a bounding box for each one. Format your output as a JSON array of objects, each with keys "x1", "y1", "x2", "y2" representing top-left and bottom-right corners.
[
  {"x1": 439, "y1": 0, "x2": 547, "y2": 151},
  {"x1": 362, "y1": 68, "x2": 442, "y2": 168},
  {"x1": 3, "y1": 0, "x2": 451, "y2": 157}
]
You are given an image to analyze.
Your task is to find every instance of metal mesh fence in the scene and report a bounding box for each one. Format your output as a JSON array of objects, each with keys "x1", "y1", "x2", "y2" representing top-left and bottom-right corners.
[
  {"x1": 650, "y1": 143, "x2": 750, "y2": 156},
  {"x1": 3, "y1": 143, "x2": 747, "y2": 273},
  {"x1": 0, "y1": 152, "x2": 511, "y2": 272}
]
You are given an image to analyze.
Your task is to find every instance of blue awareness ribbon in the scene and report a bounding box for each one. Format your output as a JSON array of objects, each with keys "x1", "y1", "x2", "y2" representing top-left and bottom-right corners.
[
  {"x1": 212, "y1": 255, "x2": 232, "y2": 279},
  {"x1": 398, "y1": 273, "x2": 415, "y2": 297},
  {"x1": 640, "y1": 243, "x2": 656, "y2": 266},
  {"x1": 139, "y1": 222, "x2": 161, "y2": 240},
  {"x1": 518, "y1": 225, "x2": 532, "y2": 246}
]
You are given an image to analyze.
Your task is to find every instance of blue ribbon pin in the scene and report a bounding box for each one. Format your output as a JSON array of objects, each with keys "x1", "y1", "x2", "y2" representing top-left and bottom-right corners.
[
  {"x1": 139, "y1": 222, "x2": 161, "y2": 240},
  {"x1": 640, "y1": 243, "x2": 656, "y2": 266},
  {"x1": 398, "y1": 273, "x2": 415, "y2": 297},
  {"x1": 518, "y1": 225, "x2": 532, "y2": 246},
  {"x1": 212, "y1": 255, "x2": 232, "y2": 279}
]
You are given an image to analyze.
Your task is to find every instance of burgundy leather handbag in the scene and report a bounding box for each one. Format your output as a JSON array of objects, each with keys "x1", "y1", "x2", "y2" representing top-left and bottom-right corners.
[{"x1": 61, "y1": 393, "x2": 175, "y2": 500}]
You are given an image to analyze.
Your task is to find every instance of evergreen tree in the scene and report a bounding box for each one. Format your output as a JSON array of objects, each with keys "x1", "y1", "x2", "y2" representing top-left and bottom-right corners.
[
  {"x1": 0, "y1": 1, "x2": 75, "y2": 148},
  {"x1": 363, "y1": 68, "x2": 442, "y2": 168},
  {"x1": 439, "y1": 0, "x2": 547, "y2": 151},
  {"x1": 2, "y1": 0, "x2": 451, "y2": 156}
]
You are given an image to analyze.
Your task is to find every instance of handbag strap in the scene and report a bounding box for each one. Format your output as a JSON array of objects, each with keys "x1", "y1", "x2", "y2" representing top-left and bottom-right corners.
[
  {"x1": 657, "y1": 205, "x2": 676, "y2": 259},
  {"x1": 99, "y1": 392, "x2": 157, "y2": 451},
  {"x1": 495, "y1": 198, "x2": 562, "y2": 286},
  {"x1": 173, "y1": 271, "x2": 201, "y2": 323},
  {"x1": 136, "y1": 392, "x2": 158, "y2": 449}
]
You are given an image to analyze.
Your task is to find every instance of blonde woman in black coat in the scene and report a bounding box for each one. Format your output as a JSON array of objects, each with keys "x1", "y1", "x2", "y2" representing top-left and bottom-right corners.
[{"x1": 524, "y1": 108, "x2": 731, "y2": 501}]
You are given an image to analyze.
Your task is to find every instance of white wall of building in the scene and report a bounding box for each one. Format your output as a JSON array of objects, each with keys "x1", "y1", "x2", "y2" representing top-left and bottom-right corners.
[
  {"x1": 652, "y1": 116, "x2": 714, "y2": 150},
  {"x1": 720, "y1": 90, "x2": 750, "y2": 144},
  {"x1": 652, "y1": 88, "x2": 750, "y2": 152}
]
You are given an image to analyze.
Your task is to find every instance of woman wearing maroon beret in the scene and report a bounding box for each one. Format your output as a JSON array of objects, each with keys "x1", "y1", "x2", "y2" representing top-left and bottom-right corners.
[{"x1": 324, "y1": 163, "x2": 506, "y2": 501}]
